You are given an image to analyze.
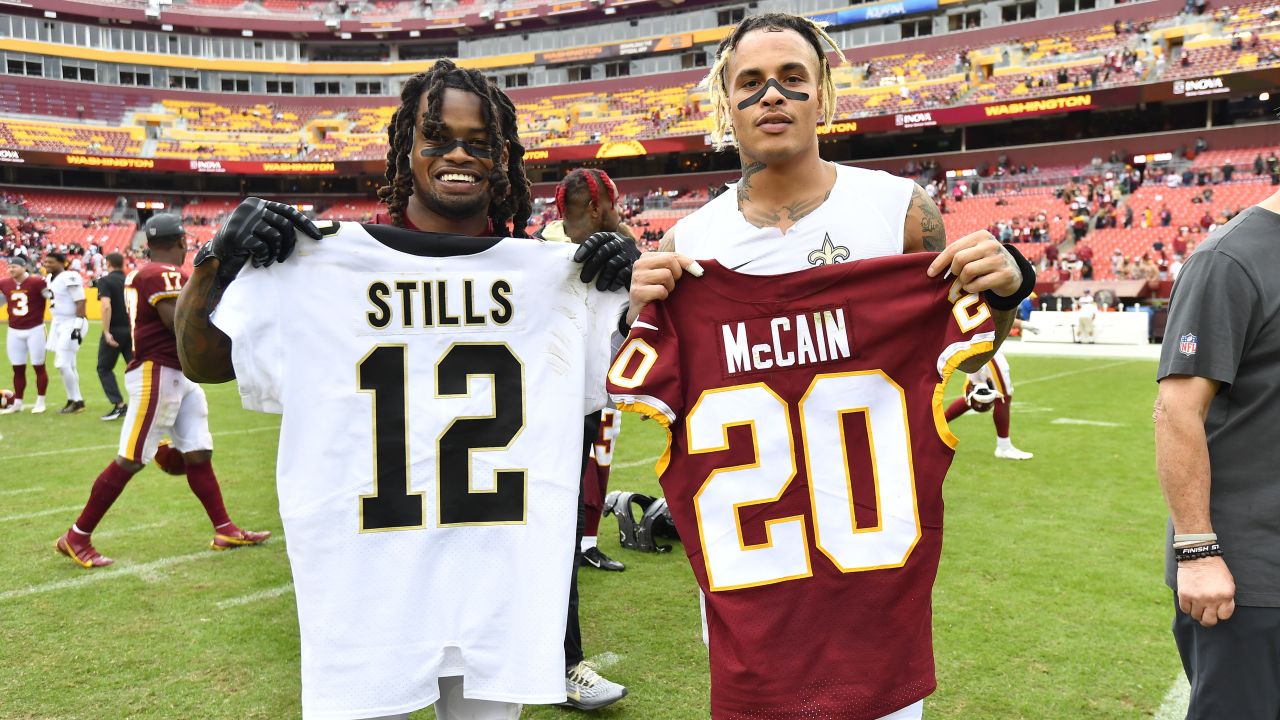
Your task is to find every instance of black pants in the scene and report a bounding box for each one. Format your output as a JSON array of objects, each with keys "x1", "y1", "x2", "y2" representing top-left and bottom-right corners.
[
  {"x1": 1173, "y1": 594, "x2": 1280, "y2": 719},
  {"x1": 97, "y1": 331, "x2": 133, "y2": 407},
  {"x1": 564, "y1": 412, "x2": 602, "y2": 668}
]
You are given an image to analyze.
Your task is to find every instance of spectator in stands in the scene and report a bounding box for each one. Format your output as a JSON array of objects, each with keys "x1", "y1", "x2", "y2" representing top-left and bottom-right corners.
[
  {"x1": 1139, "y1": 254, "x2": 1160, "y2": 281},
  {"x1": 1161, "y1": 205, "x2": 1173, "y2": 227},
  {"x1": 1200, "y1": 210, "x2": 1214, "y2": 231},
  {"x1": 1077, "y1": 240, "x2": 1094, "y2": 269},
  {"x1": 1222, "y1": 159, "x2": 1234, "y2": 182},
  {"x1": 1044, "y1": 241, "x2": 1060, "y2": 270},
  {"x1": 1255, "y1": 153, "x2": 1266, "y2": 177}
]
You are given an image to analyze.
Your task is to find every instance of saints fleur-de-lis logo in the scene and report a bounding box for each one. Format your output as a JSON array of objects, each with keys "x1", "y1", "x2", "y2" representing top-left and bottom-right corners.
[{"x1": 807, "y1": 234, "x2": 851, "y2": 266}]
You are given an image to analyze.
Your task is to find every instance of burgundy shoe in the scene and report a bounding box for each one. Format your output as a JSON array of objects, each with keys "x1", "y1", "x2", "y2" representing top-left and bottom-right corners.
[
  {"x1": 211, "y1": 524, "x2": 271, "y2": 551},
  {"x1": 55, "y1": 531, "x2": 114, "y2": 568}
]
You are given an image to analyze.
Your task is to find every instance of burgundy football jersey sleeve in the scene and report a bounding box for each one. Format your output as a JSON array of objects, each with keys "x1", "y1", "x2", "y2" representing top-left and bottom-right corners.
[
  {"x1": 126, "y1": 262, "x2": 187, "y2": 372},
  {"x1": 606, "y1": 254, "x2": 996, "y2": 720}
]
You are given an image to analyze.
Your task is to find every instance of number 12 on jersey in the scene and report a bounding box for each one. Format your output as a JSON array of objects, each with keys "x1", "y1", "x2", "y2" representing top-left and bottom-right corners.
[{"x1": 357, "y1": 342, "x2": 526, "y2": 532}]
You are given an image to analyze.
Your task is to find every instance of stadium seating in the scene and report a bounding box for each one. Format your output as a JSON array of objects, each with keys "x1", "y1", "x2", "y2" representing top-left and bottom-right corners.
[
  {"x1": 181, "y1": 198, "x2": 240, "y2": 221},
  {"x1": 0, "y1": 6, "x2": 1269, "y2": 160},
  {"x1": 0, "y1": 119, "x2": 143, "y2": 156},
  {"x1": 321, "y1": 199, "x2": 384, "y2": 221},
  {"x1": 2, "y1": 190, "x2": 119, "y2": 219}
]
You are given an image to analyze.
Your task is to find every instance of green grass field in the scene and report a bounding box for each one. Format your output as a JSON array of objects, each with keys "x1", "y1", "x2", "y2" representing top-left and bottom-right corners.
[{"x1": 0, "y1": 325, "x2": 1180, "y2": 719}]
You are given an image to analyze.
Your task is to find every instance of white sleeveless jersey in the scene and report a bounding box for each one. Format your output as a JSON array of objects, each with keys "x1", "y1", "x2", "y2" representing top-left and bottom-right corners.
[
  {"x1": 213, "y1": 221, "x2": 624, "y2": 718},
  {"x1": 47, "y1": 270, "x2": 86, "y2": 319},
  {"x1": 674, "y1": 163, "x2": 916, "y2": 273}
]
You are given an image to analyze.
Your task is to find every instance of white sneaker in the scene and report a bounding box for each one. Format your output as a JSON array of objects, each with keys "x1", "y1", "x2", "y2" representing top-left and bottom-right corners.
[
  {"x1": 563, "y1": 660, "x2": 627, "y2": 710},
  {"x1": 30, "y1": 400, "x2": 46, "y2": 414},
  {"x1": 995, "y1": 446, "x2": 1034, "y2": 460},
  {"x1": 0, "y1": 399, "x2": 23, "y2": 415}
]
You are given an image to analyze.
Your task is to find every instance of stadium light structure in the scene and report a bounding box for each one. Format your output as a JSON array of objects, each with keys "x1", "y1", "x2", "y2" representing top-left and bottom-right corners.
[
  {"x1": 603, "y1": 7, "x2": 616, "y2": 14},
  {"x1": 494, "y1": 21, "x2": 506, "y2": 29},
  {"x1": 409, "y1": 30, "x2": 421, "y2": 37},
  {"x1": 1261, "y1": 91, "x2": 1271, "y2": 102}
]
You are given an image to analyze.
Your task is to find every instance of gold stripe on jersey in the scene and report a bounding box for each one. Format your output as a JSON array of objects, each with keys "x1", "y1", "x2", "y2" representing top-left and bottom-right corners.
[
  {"x1": 987, "y1": 360, "x2": 1008, "y2": 397},
  {"x1": 932, "y1": 340, "x2": 995, "y2": 449},
  {"x1": 147, "y1": 290, "x2": 181, "y2": 306}
]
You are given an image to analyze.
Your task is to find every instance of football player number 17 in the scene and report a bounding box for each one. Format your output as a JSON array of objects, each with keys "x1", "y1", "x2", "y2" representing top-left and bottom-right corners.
[
  {"x1": 688, "y1": 373, "x2": 919, "y2": 592},
  {"x1": 357, "y1": 343, "x2": 526, "y2": 532}
]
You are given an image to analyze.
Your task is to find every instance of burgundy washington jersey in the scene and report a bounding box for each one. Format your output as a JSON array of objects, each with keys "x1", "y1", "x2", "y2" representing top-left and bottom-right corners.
[
  {"x1": 0, "y1": 274, "x2": 48, "y2": 330},
  {"x1": 125, "y1": 262, "x2": 186, "y2": 371},
  {"x1": 606, "y1": 254, "x2": 997, "y2": 719}
]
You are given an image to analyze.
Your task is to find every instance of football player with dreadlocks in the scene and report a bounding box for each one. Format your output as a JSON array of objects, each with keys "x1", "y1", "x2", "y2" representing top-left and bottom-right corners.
[
  {"x1": 175, "y1": 59, "x2": 632, "y2": 719},
  {"x1": 538, "y1": 168, "x2": 634, "y2": 571},
  {"x1": 612, "y1": 12, "x2": 1035, "y2": 720},
  {"x1": 626, "y1": 13, "x2": 1031, "y2": 356}
]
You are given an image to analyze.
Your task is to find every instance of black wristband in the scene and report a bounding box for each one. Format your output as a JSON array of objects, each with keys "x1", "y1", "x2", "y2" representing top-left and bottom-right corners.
[
  {"x1": 981, "y1": 243, "x2": 1037, "y2": 312},
  {"x1": 1175, "y1": 543, "x2": 1223, "y2": 562},
  {"x1": 617, "y1": 306, "x2": 632, "y2": 337}
]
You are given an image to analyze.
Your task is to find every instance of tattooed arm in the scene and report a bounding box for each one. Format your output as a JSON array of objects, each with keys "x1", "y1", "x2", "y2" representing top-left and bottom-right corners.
[
  {"x1": 175, "y1": 262, "x2": 236, "y2": 384},
  {"x1": 903, "y1": 183, "x2": 947, "y2": 253},
  {"x1": 905, "y1": 184, "x2": 1023, "y2": 372}
]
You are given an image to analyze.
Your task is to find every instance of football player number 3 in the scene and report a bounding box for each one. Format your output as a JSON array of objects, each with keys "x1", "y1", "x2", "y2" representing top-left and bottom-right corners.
[
  {"x1": 689, "y1": 373, "x2": 919, "y2": 591},
  {"x1": 357, "y1": 343, "x2": 525, "y2": 532}
]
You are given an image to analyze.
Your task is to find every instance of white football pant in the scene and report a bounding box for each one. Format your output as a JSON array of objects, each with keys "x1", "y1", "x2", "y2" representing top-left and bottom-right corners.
[{"x1": 48, "y1": 319, "x2": 82, "y2": 402}]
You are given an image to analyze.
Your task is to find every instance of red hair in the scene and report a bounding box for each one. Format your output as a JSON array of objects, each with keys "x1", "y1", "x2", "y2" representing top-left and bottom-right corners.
[{"x1": 554, "y1": 168, "x2": 619, "y2": 220}]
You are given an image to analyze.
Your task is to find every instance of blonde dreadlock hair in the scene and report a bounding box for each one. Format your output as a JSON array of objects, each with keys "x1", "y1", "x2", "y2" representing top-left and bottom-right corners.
[{"x1": 704, "y1": 13, "x2": 847, "y2": 151}]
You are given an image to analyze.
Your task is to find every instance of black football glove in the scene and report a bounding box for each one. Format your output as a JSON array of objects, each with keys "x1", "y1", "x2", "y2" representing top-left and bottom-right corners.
[
  {"x1": 573, "y1": 231, "x2": 641, "y2": 292},
  {"x1": 70, "y1": 317, "x2": 87, "y2": 345},
  {"x1": 193, "y1": 197, "x2": 322, "y2": 287}
]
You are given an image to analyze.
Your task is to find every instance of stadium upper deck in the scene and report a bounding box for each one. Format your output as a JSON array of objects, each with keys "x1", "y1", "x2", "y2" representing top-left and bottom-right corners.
[{"x1": 0, "y1": 1, "x2": 1273, "y2": 166}]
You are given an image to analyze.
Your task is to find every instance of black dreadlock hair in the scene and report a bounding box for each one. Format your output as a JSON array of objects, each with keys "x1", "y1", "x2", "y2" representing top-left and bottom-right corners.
[
  {"x1": 705, "y1": 13, "x2": 845, "y2": 150},
  {"x1": 377, "y1": 58, "x2": 532, "y2": 236}
]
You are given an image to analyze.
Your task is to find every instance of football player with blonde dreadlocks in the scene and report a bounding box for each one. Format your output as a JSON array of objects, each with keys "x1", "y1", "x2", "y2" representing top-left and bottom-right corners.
[
  {"x1": 612, "y1": 11, "x2": 1036, "y2": 720},
  {"x1": 625, "y1": 12, "x2": 1032, "y2": 363}
]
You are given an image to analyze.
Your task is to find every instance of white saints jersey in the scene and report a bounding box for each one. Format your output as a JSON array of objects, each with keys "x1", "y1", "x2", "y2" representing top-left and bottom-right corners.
[
  {"x1": 673, "y1": 163, "x2": 916, "y2": 273},
  {"x1": 46, "y1": 270, "x2": 86, "y2": 319},
  {"x1": 213, "y1": 221, "x2": 624, "y2": 719}
]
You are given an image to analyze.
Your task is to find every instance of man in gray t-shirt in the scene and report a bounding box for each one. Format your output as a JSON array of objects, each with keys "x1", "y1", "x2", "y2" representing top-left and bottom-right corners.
[{"x1": 1155, "y1": 192, "x2": 1280, "y2": 720}]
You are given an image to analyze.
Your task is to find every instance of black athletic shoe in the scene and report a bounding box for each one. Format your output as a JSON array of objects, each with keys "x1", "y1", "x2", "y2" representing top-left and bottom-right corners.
[
  {"x1": 59, "y1": 400, "x2": 86, "y2": 415},
  {"x1": 582, "y1": 546, "x2": 625, "y2": 572},
  {"x1": 100, "y1": 404, "x2": 127, "y2": 421}
]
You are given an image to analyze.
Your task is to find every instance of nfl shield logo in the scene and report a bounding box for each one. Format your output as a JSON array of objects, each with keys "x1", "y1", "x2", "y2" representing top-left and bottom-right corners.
[{"x1": 1179, "y1": 333, "x2": 1198, "y2": 356}]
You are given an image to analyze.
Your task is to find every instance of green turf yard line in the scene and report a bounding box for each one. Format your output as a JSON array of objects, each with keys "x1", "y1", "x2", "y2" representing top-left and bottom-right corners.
[{"x1": 1015, "y1": 358, "x2": 1141, "y2": 386}]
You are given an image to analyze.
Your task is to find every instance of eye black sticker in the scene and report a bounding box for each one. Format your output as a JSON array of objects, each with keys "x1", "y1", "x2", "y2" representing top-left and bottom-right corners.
[
  {"x1": 418, "y1": 138, "x2": 494, "y2": 160},
  {"x1": 738, "y1": 78, "x2": 810, "y2": 110}
]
